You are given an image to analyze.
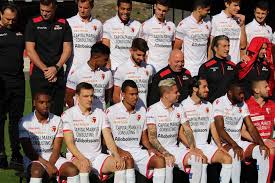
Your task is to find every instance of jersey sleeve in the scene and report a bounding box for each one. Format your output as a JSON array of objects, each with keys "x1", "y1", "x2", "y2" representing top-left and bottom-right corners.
[
  {"x1": 198, "y1": 64, "x2": 207, "y2": 78},
  {"x1": 101, "y1": 111, "x2": 110, "y2": 129},
  {"x1": 19, "y1": 118, "x2": 29, "y2": 139},
  {"x1": 106, "y1": 71, "x2": 114, "y2": 89},
  {"x1": 24, "y1": 19, "x2": 36, "y2": 42},
  {"x1": 175, "y1": 21, "x2": 186, "y2": 41},
  {"x1": 209, "y1": 104, "x2": 215, "y2": 124},
  {"x1": 66, "y1": 71, "x2": 78, "y2": 90},
  {"x1": 103, "y1": 22, "x2": 111, "y2": 40},
  {"x1": 241, "y1": 102, "x2": 250, "y2": 119},
  {"x1": 56, "y1": 119, "x2": 64, "y2": 138},
  {"x1": 64, "y1": 21, "x2": 73, "y2": 42},
  {"x1": 61, "y1": 111, "x2": 74, "y2": 133},
  {"x1": 97, "y1": 23, "x2": 103, "y2": 42},
  {"x1": 146, "y1": 108, "x2": 156, "y2": 125},
  {"x1": 210, "y1": 17, "x2": 217, "y2": 37},
  {"x1": 213, "y1": 99, "x2": 224, "y2": 117},
  {"x1": 114, "y1": 67, "x2": 124, "y2": 87},
  {"x1": 139, "y1": 22, "x2": 149, "y2": 41}
]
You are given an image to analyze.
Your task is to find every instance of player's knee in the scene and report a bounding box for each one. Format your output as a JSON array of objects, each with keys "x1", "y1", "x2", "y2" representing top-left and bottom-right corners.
[
  {"x1": 60, "y1": 162, "x2": 79, "y2": 177},
  {"x1": 125, "y1": 157, "x2": 134, "y2": 169},
  {"x1": 222, "y1": 153, "x2": 232, "y2": 164},
  {"x1": 151, "y1": 156, "x2": 165, "y2": 169},
  {"x1": 31, "y1": 163, "x2": 45, "y2": 178}
]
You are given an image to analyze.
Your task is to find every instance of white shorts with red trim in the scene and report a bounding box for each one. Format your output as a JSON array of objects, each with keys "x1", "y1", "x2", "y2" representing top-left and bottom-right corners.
[
  {"x1": 167, "y1": 146, "x2": 189, "y2": 171},
  {"x1": 197, "y1": 144, "x2": 219, "y2": 163},
  {"x1": 128, "y1": 149, "x2": 154, "y2": 179}
]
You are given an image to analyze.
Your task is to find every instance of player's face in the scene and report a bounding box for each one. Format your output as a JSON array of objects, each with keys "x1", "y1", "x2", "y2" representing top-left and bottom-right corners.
[
  {"x1": 231, "y1": 87, "x2": 245, "y2": 103},
  {"x1": 215, "y1": 40, "x2": 230, "y2": 59},
  {"x1": 197, "y1": 80, "x2": 209, "y2": 99},
  {"x1": 118, "y1": 2, "x2": 132, "y2": 23},
  {"x1": 94, "y1": 54, "x2": 109, "y2": 69},
  {"x1": 258, "y1": 43, "x2": 267, "y2": 59},
  {"x1": 122, "y1": 86, "x2": 139, "y2": 107},
  {"x1": 40, "y1": 3, "x2": 56, "y2": 20},
  {"x1": 34, "y1": 94, "x2": 50, "y2": 116},
  {"x1": 77, "y1": 89, "x2": 94, "y2": 110},
  {"x1": 0, "y1": 9, "x2": 17, "y2": 29},
  {"x1": 225, "y1": 1, "x2": 240, "y2": 16},
  {"x1": 254, "y1": 8, "x2": 268, "y2": 24},
  {"x1": 131, "y1": 49, "x2": 146, "y2": 65},
  {"x1": 198, "y1": 6, "x2": 211, "y2": 18},
  {"x1": 78, "y1": 0, "x2": 93, "y2": 19},
  {"x1": 166, "y1": 85, "x2": 180, "y2": 104},
  {"x1": 169, "y1": 54, "x2": 184, "y2": 72},
  {"x1": 258, "y1": 81, "x2": 270, "y2": 98},
  {"x1": 154, "y1": 4, "x2": 169, "y2": 21}
]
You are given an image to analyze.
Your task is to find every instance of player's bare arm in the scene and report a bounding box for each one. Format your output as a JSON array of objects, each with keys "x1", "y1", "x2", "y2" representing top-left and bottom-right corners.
[
  {"x1": 178, "y1": 125, "x2": 189, "y2": 147},
  {"x1": 25, "y1": 42, "x2": 47, "y2": 71},
  {"x1": 181, "y1": 122, "x2": 196, "y2": 149},
  {"x1": 113, "y1": 86, "x2": 121, "y2": 104},
  {"x1": 173, "y1": 38, "x2": 183, "y2": 50},
  {"x1": 215, "y1": 115, "x2": 244, "y2": 160},
  {"x1": 141, "y1": 130, "x2": 162, "y2": 156},
  {"x1": 102, "y1": 38, "x2": 110, "y2": 47},
  {"x1": 243, "y1": 116, "x2": 270, "y2": 158},
  {"x1": 210, "y1": 122, "x2": 223, "y2": 148},
  {"x1": 105, "y1": 87, "x2": 113, "y2": 105},
  {"x1": 102, "y1": 128, "x2": 125, "y2": 170},
  {"x1": 240, "y1": 124, "x2": 254, "y2": 142}
]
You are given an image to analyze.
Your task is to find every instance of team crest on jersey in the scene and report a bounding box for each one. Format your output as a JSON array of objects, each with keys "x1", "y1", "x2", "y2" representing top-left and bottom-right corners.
[
  {"x1": 131, "y1": 28, "x2": 135, "y2": 32},
  {"x1": 52, "y1": 126, "x2": 56, "y2": 132},
  {"x1": 205, "y1": 25, "x2": 209, "y2": 30},
  {"x1": 176, "y1": 113, "x2": 180, "y2": 118},
  {"x1": 266, "y1": 108, "x2": 271, "y2": 114},
  {"x1": 54, "y1": 25, "x2": 62, "y2": 30},
  {"x1": 16, "y1": 32, "x2": 23, "y2": 36},
  {"x1": 92, "y1": 117, "x2": 96, "y2": 123},
  {"x1": 206, "y1": 107, "x2": 209, "y2": 113},
  {"x1": 93, "y1": 25, "x2": 97, "y2": 31},
  {"x1": 215, "y1": 99, "x2": 220, "y2": 104},
  {"x1": 167, "y1": 26, "x2": 171, "y2": 31},
  {"x1": 101, "y1": 73, "x2": 105, "y2": 80},
  {"x1": 227, "y1": 66, "x2": 233, "y2": 71},
  {"x1": 137, "y1": 114, "x2": 141, "y2": 121},
  {"x1": 145, "y1": 70, "x2": 149, "y2": 76},
  {"x1": 239, "y1": 108, "x2": 242, "y2": 113}
]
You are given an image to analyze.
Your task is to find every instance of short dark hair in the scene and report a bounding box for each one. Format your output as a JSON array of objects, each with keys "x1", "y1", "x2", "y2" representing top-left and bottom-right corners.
[
  {"x1": 193, "y1": 0, "x2": 211, "y2": 10},
  {"x1": 34, "y1": 91, "x2": 51, "y2": 101},
  {"x1": 40, "y1": 0, "x2": 57, "y2": 6},
  {"x1": 121, "y1": 80, "x2": 138, "y2": 93},
  {"x1": 156, "y1": 0, "x2": 170, "y2": 7},
  {"x1": 189, "y1": 76, "x2": 206, "y2": 95},
  {"x1": 228, "y1": 80, "x2": 244, "y2": 92},
  {"x1": 0, "y1": 3, "x2": 18, "y2": 15},
  {"x1": 131, "y1": 38, "x2": 149, "y2": 53},
  {"x1": 76, "y1": 82, "x2": 94, "y2": 95},
  {"x1": 117, "y1": 0, "x2": 132, "y2": 7},
  {"x1": 90, "y1": 42, "x2": 110, "y2": 57},
  {"x1": 255, "y1": 0, "x2": 269, "y2": 11},
  {"x1": 77, "y1": 0, "x2": 94, "y2": 6},
  {"x1": 211, "y1": 35, "x2": 230, "y2": 53}
]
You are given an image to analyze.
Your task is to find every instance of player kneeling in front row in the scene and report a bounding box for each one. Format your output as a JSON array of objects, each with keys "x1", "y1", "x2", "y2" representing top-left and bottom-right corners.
[
  {"x1": 214, "y1": 81, "x2": 270, "y2": 183},
  {"x1": 106, "y1": 80, "x2": 166, "y2": 183},
  {"x1": 62, "y1": 82, "x2": 126, "y2": 183},
  {"x1": 19, "y1": 92, "x2": 80, "y2": 183},
  {"x1": 180, "y1": 76, "x2": 232, "y2": 183},
  {"x1": 146, "y1": 78, "x2": 203, "y2": 183}
]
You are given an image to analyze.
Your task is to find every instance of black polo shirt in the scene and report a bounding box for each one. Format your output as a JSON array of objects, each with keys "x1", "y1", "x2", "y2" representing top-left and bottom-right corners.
[
  {"x1": 25, "y1": 16, "x2": 72, "y2": 75},
  {"x1": 0, "y1": 26, "x2": 24, "y2": 76},
  {"x1": 148, "y1": 65, "x2": 191, "y2": 107},
  {"x1": 198, "y1": 56, "x2": 238, "y2": 103}
]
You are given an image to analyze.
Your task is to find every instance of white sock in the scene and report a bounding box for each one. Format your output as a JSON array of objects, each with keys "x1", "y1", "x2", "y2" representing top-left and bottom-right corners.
[
  {"x1": 126, "y1": 168, "x2": 135, "y2": 183},
  {"x1": 79, "y1": 172, "x2": 89, "y2": 183},
  {"x1": 188, "y1": 155, "x2": 202, "y2": 183},
  {"x1": 252, "y1": 145, "x2": 269, "y2": 183},
  {"x1": 200, "y1": 164, "x2": 207, "y2": 183},
  {"x1": 165, "y1": 166, "x2": 173, "y2": 183},
  {"x1": 67, "y1": 174, "x2": 80, "y2": 183},
  {"x1": 220, "y1": 164, "x2": 232, "y2": 183},
  {"x1": 229, "y1": 149, "x2": 241, "y2": 183},
  {"x1": 29, "y1": 178, "x2": 42, "y2": 183},
  {"x1": 153, "y1": 168, "x2": 165, "y2": 183},
  {"x1": 114, "y1": 170, "x2": 126, "y2": 183}
]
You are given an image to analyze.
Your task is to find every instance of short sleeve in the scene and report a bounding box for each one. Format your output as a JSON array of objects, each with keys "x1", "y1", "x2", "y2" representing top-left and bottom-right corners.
[
  {"x1": 106, "y1": 71, "x2": 114, "y2": 89},
  {"x1": 139, "y1": 23, "x2": 149, "y2": 41},
  {"x1": 66, "y1": 71, "x2": 78, "y2": 90},
  {"x1": 19, "y1": 119, "x2": 29, "y2": 139},
  {"x1": 175, "y1": 21, "x2": 186, "y2": 41},
  {"x1": 241, "y1": 102, "x2": 250, "y2": 119},
  {"x1": 56, "y1": 120, "x2": 64, "y2": 138},
  {"x1": 103, "y1": 22, "x2": 111, "y2": 40},
  {"x1": 210, "y1": 18, "x2": 217, "y2": 37},
  {"x1": 97, "y1": 23, "x2": 103, "y2": 42},
  {"x1": 64, "y1": 21, "x2": 73, "y2": 42},
  {"x1": 101, "y1": 112, "x2": 110, "y2": 129},
  {"x1": 209, "y1": 105, "x2": 215, "y2": 124},
  {"x1": 213, "y1": 99, "x2": 224, "y2": 117},
  {"x1": 61, "y1": 111, "x2": 73, "y2": 133},
  {"x1": 24, "y1": 20, "x2": 36, "y2": 42},
  {"x1": 148, "y1": 65, "x2": 155, "y2": 84},
  {"x1": 114, "y1": 67, "x2": 124, "y2": 87},
  {"x1": 146, "y1": 108, "x2": 156, "y2": 125}
]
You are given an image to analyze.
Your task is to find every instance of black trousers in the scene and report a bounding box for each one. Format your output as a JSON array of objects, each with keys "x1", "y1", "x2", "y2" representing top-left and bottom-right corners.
[
  {"x1": 0, "y1": 74, "x2": 25, "y2": 154},
  {"x1": 30, "y1": 71, "x2": 65, "y2": 116}
]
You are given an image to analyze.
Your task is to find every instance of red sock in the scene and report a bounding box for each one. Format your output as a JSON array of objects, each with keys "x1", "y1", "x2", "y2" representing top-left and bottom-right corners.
[{"x1": 267, "y1": 154, "x2": 274, "y2": 183}]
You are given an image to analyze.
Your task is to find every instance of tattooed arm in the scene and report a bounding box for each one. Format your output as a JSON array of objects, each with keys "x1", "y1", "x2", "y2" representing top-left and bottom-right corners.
[{"x1": 181, "y1": 122, "x2": 196, "y2": 149}]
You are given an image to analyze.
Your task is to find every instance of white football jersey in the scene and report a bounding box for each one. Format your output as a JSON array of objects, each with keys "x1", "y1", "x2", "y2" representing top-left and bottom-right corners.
[{"x1": 245, "y1": 19, "x2": 272, "y2": 44}]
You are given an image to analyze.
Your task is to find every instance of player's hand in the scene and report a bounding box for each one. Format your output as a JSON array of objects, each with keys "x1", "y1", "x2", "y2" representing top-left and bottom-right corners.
[
  {"x1": 189, "y1": 148, "x2": 206, "y2": 162},
  {"x1": 48, "y1": 76, "x2": 57, "y2": 83},
  {"x1": 235, "y1": 14, "x2": 245, "y2": 26},
  {"x1": 117, "y1": 148, "x2": 133, "y2": 160},
  {"x1": 218, "y1": 146, "x2": 228, "y2": 154},
  {"x1": 163, "y1": 152, "x2": 175, "y2": 167},
  {"x1": 79, "y1": 157, "x2": 91, "y2": 172},
  {"x1": 259, "y1": 144, "x2": 270, "y2": 159},
  {"x1": 241, "y1": 55, "x2": 250, "y2": 62},
  {"x1": 114, "y1": 154, "x2": 125, "y2": 170},
  {"x1": 45, "y1": 162, "x2": 58, "y2": 177},
  {"x1": 148, "y1": 148, "x2": 162, "y2": 157},
  {"x1": 232, "y1": 144, "x2": 244, "y2": 160},
  {"x1": 44, "y1": 66, "x2": 57, "y2": 80}
]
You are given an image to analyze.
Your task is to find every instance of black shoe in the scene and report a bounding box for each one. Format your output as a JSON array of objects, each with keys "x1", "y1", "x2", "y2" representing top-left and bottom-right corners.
[
  {"x1": 9, "y1": 152, "x2": 23, "y2": 170},
  {"x1": 0, "y1": 152, "x2": 8, "y2": 169}
]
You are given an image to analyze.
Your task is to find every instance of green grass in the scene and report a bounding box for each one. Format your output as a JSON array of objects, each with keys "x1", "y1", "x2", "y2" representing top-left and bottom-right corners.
[{"x1": 0, "y1": 81, "x2": 32, "y2": 183}]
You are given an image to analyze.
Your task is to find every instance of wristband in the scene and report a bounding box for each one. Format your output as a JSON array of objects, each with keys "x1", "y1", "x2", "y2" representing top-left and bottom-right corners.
[{"x1": 54, "y1": 64, "x2": 60, "y2": 71}]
